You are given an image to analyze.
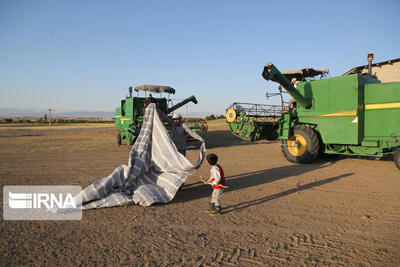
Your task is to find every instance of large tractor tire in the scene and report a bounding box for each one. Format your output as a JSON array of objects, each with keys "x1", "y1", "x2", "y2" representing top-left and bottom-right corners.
[
  {"x1": 117, "y1": 133, "x2": 122, "y2": 146},
  {"x1": 394, "y1": 148, "x2": 400, "y2": 170},
  {"x1": 282, "y1": 124, "x2": 321, "y2": 163}
]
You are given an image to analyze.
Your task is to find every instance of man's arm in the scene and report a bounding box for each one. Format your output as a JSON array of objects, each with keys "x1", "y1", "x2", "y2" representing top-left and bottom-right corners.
[
  {"x1": 182, "y1": 123, "x2": 204, "y2": 142},
  {"x1": 156, "y1": 106, "x2": 172, "y2": 125}
]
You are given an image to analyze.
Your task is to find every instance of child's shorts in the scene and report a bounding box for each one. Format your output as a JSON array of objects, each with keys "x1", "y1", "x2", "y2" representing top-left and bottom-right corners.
[{"x1": 211, "y1": 189, "x2": 224, "y2": 206}]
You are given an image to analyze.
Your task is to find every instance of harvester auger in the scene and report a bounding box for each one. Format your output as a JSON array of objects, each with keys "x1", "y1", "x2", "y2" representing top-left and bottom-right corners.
[
  {"x1": 115, "y1": 85, "x2": 207, "y2": 148},
  {"x1": 261, "y1": 58, "x2": 400, "y2": 169}
]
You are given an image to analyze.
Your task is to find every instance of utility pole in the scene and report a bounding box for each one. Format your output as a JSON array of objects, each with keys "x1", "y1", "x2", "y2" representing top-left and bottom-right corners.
[
  {"x1": 185, "y1": 104, "x2": 188, "y2": 123},
  {"x1": 48, "y1": 108, "x2": 52, "y2": 127}
]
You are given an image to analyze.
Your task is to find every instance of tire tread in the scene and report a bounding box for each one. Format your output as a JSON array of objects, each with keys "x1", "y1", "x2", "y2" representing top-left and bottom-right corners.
[{"x1": 282, "y1": 124, "x2": 320, "y2": 164}]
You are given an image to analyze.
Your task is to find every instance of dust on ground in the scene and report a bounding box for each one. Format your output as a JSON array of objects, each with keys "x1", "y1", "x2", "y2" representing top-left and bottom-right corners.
[{"x1": 1, "y1": 120, "x2": 399, "y2": 266}]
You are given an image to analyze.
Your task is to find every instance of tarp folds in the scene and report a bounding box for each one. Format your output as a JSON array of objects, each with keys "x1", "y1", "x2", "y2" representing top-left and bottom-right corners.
[{"x1": 75, "y1": 104, "x2": 205, "y2": 209}]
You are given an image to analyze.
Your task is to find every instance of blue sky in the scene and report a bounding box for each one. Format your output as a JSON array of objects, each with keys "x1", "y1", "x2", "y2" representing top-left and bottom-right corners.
[{"x1": 0, "y1": 0, "x2": 399, "y2": 116}]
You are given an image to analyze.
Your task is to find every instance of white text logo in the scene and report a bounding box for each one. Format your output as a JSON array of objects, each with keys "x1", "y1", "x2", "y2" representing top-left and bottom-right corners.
[
  {"x1": 9, "y1": 192, "x2": 76, "y2": 209},
  {"x1": 4, "y1": 186, "x2": 82, "y2": 220}
]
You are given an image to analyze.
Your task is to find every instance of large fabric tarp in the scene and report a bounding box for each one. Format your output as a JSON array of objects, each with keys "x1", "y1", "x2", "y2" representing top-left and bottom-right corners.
[{"x1": 75, "y1": 103, "x2": 205, "y2": 209}]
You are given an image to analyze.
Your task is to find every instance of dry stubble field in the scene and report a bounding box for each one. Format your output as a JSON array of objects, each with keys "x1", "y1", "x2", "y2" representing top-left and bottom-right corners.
[{"x1": 1, "y1": 120, "x2": 399, "y2": 266}]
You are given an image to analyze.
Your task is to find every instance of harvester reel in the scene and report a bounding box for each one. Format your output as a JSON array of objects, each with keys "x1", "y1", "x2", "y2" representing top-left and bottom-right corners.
[
  {"x1": 226, "y1": 108, "x2": 237, "y2": 123},
  {"x1": 282, "y1": 125, "x2": 320, "y2": 163}
]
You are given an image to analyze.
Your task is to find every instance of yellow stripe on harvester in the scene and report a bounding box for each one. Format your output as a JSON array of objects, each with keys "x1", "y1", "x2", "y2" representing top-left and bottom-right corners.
[
  {"x1": 319, "y1": 110, "x2": 356, "y2": 117},
  {"x1": 365, "y1": 102, "x2": 400, "y2": 110}
]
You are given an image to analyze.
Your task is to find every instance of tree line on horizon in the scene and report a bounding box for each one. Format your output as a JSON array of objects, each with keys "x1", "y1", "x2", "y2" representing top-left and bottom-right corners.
[
  {"x1": 0, "y1": 114, "x2": 225, "y2": 124},
  {"x1": 0, "y1": 118, "x2": 113, "y2": 124}
]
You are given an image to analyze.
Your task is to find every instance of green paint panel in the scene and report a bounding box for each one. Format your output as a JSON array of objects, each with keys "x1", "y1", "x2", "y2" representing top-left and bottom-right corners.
[
  {"x1": 365, "y1": 82, "x2": 400, "y2": 103},
  {"x1": 364, "y1": 109, "x2": 400, "y2": 138},
  {"x1": 301, "y1": 117, "x2": 358, "y2": 144},
  {"x1": 364, "y1": 82, "x2": 400, "y2": 139},
  {"x1": 297, "y1": 75, "x2": 358, "y2": 114},
  {"x1": 297, "y1": 75, "x2": 359, "y2": 144},
  {"x1": 329, "y1": 75, "x2": 357, "y2": 112}
]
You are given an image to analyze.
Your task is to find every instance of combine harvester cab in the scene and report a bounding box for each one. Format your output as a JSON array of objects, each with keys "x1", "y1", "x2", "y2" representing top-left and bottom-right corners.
[
  {"x1": 115, "y1": 85, "x2": 207, "y2": 148},
  {"x1": 262, "y1": 56, "x2": 400, "y2": 169}
]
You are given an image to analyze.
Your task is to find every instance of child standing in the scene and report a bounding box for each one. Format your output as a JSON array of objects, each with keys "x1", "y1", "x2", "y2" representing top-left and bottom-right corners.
[{"x1": 204, "y1": 153, "x2": 226, "y2": 216}]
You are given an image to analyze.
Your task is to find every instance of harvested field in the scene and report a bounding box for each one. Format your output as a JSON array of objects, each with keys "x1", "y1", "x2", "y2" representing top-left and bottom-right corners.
[{"x1": 1, "y1": 120, "x2": 399, "y2": 266}]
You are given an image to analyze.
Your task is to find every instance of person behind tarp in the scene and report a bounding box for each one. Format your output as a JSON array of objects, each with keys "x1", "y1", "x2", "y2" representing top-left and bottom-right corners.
[
  {"x1": 144, "y1": 94, "x2": 157, "y2": 107},
  {"x1": 157, "y1": 109, "x2": 204, "y2": 156}
]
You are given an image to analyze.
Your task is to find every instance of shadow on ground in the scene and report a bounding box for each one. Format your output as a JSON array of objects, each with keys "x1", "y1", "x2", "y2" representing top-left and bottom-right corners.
[
  {"x1": 173, "y1": 159, "x2": 344, "y2": 207},
  {"x1": 187, "y1": 130, "x2": 275, "y2": 150},
  {"x1": 222, "y1": 172, "x2": 353, "y2": 214}
]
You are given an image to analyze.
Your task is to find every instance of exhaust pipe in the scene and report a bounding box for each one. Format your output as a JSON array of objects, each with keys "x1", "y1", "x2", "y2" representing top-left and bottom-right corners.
[
  {"x1": 129, "y1": 86, "x2": 133, "y2": 98},
  {"x1": 368, "y1": 53, "x2": 374, "y2": 75}
]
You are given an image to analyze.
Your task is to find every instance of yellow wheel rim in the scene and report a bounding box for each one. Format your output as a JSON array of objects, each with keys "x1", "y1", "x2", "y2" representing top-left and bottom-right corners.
[
  {"x1": 288, "y1": 134, "x2": 307, "y2": 156},
  {"x1": 202, "y1": 121, "x2": 208, "y2": 133},
  {"x1": 226, "y1": 109, "x2": 236, "y2": 123}
]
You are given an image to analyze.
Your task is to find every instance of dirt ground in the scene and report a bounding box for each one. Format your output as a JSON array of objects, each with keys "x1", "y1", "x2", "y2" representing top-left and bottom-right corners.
[{"x1": 1, "y1": 120, "x2": 399, "y2": 266}]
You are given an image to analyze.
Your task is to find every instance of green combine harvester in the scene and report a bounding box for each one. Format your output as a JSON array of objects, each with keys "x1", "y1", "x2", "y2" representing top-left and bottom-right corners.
[
  {"x1": 115, "y1": 85, "x2": 207, "y2": 147},
  {"x1": 227, "y1": 55, "x2": 400, "y2": 169}
]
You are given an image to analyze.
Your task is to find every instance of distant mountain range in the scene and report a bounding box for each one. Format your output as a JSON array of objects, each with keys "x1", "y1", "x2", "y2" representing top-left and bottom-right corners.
[
  {"x1": 0, "y1": 108, "x2": 115, "y2": 118},
  {"x1": 0, "y1": 108, "x2": 218, "y2": 118}
]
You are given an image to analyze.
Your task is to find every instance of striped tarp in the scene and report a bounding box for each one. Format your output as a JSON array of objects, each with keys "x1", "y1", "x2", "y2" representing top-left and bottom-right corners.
[{"x1": 76, "y1": 103, "x2": 205, "y2": 209}]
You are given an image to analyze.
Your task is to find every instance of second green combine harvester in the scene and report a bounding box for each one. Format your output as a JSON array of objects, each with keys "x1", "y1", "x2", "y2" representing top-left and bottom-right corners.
[
  {"x1": 115, "y1": 85, "x2": 207, "y2": 147},
  {"x1": 227, "y1": 56, "x2": 400, "y2": 169}
]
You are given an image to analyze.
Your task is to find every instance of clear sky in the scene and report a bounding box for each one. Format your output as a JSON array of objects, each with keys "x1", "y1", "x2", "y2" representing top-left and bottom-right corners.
[{"x1": 0, "y1": 0, "x2": 399, "y2": 116}]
